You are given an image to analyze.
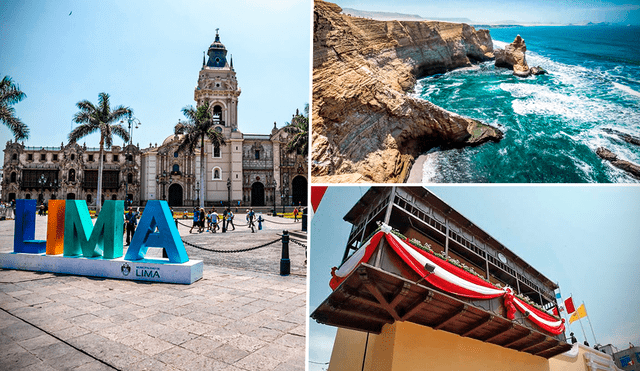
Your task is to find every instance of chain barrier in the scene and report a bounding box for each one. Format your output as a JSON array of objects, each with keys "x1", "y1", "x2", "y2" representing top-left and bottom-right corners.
[
  {"x1": 263, "y1": 218, "x2": 298, "y2": 225},
  {"x1": 182, "y1": 237, "x2": 282, "y2": 253},
  {"x1": 289, "y1": 238, "x2": 307, "y2": 248}
]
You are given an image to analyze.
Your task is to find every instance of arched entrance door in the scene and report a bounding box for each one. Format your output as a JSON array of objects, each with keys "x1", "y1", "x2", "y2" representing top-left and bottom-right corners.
[
  {"x1": 168, "y1": 184, "x2": 183, "y2": 207},
  {"x1": 66, "y1": 193, "x2": 76, "y2": 200},
  {"x1": 251, "y1": 182, "x2": 265, "y2": 206},
  {"x1": 292, "y1": 176, "x2": 307, "y2": 206}
]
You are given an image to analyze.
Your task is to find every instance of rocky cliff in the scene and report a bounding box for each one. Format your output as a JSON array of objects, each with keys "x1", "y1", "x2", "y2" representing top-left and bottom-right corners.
[{"x1": 312, "y1": 0, "x2": 503, "y2": 183}]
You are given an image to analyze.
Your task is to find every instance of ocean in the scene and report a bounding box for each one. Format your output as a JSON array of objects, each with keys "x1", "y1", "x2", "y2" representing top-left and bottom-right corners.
[{"x1": 413, "y1": 25, "x2": 640, "y2": 182}]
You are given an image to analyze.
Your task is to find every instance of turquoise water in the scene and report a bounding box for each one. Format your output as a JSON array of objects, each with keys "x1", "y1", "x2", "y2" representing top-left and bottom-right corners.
[{"x1": 415, "y1": 26, "x2": 640, "y2": 182}]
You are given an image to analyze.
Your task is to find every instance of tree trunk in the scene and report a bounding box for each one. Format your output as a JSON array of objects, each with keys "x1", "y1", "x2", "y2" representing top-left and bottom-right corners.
[
  {"x1": 97, "y1": 139, "x2": 104, "y2": 214},
  {"x1": 200, "y1": 135, "x2": 205, "y2": 209}
]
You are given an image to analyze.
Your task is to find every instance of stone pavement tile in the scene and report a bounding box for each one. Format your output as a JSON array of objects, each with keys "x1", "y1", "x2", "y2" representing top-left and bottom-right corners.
[
  {"x1": 128, "y1": 318, "x2": 175, "y2": 338},
  {"x1": 262, "y1": 319, "x2": 300, "y2": 333},
  {"x1": 130, "y1": 335, "x2": 175, "y2": 357},
  {"x1": 130, "y1": 306, "x2": 160, "y2": 319},
  {"x1": 1, "y1": 321, "x2": 44, "y2": 342},
  {"x1": 69, "y1": 360, "x2": 115, "y2": 371},
  {"x1": 125, "y1": 358, "x2": 181, "y2": 371},
  {"x1": 202, "y1": 327, "x2": 243, "y2": 344},
  {"x1": 223, "y1": 321, "x2": 261, "y2": 336},
  {"x1": 158, "y1": 304, "x2": 195, "y2": 317},
  {"x1": 218, "y1": 365, "x2": 246, "y2": 371},
  {"x1": 245, "y1": 327, "x2": 283, "y2": 343},
  {"x1": 181, "y1": 354, "x2": 229, "y2": 371},
  {"x1": 204, "y1": 343, "x2": 249, "y2": 364},
  {"x1": 157, "y1": 329, "x2": 200, "y2": 346},
  {"x1": 180, "y1": 336, "x2": 224, "y2": 355},
  {"x1": 51, "y1": 324, "x2": 92, "y2": 341},
  {"x1": 272, "y1": 361, "x2": 305, "y2": 371},
  {"x1": 45, "y1": 351, "x2": 95, "y2": 370},
  {"x1": 153, "y1": 345, "x2": 197, "y2": 369},
  {"x1": 96, "y1": 325, "x2": 129, "y2": 342},
  {"x1": 0, "y1": 342, "x2": 24, "y2": 358},
  {"x1": 20, "y1": 360, "x2": 58, "y2": 371},
  {"x1": 273, "y1": 333, "x2": 305, "y2": 349},
  {"x1": 70, "y1": 314, "x2": 115, "y2": 332},
  {"x1": 1, "y1": 349, "x2": 42, "y2": 369},
  {"x1": 17, "y1": 333, "x2": 58, "y2": 351},
  {"x1": 288, "y1": 324, "x2": 305, "y2": 337},
  {"x1": 5, "y1": 289, "x2": 33, "y2": 297},
  {"x1": 232, "y1": 351, "x2": 283, "y2": 371},
  {"x1": 182, "y1": 321, "x2": 219, "y2": 336},
  {"x1": 224, "y1": 334, "x2": 268, "y2": 353},
  {"x1": 252, "y1": 343, "x2": 296, "y2": 363},
  {"x1": 32, "y1": 340, "x2": 78, "y2": 360}
]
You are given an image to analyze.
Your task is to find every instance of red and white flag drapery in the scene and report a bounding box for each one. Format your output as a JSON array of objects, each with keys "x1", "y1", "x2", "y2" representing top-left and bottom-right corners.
[{"x1": 329, "y1": 229, "x2": 565, "y2": 336}]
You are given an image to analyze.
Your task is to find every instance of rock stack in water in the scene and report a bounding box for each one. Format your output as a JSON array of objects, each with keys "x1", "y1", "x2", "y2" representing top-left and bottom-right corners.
[
  {"x1": 495, "y1": 35, "x2": 546, "y2": 77},
  {"x1": 312, "y1": 0, "x2": 504, "y2": 183}
]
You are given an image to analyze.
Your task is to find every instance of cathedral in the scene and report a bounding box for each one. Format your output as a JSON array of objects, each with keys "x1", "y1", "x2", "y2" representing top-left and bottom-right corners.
[{"x1": 1, "y1": 31, "x2": 308, "y2": 209}]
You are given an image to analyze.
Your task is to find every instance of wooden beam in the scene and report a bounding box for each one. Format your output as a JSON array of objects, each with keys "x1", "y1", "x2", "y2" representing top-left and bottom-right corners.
[
  {"x1": 533, "y1": 340, "x2": 561, "y2": 356},
  {"x1": 359, "y1": 270, "x2": 402, "y2": 321},
  {"x1": 435, "y1": 305, "x2": 468, "y2": 330},
  {"x1": 327, "y1": 300, "x2": 393, "y2": 324},
  {"x1": 461, "y1": 315, "x2": 494, "y2": 337},
  {"x1": 503, "y1": 330, "x2": 533, "y2": 348},
  {"x1": 484, "y1": 324, "x2": 515, "y2": 343},
  {"x1": 341, "y1": 286, "x2": 386, "y2": 311},
  {"x1": 400, "y1": 291, "x2": 433, "y2": 321},
  {"x1": 520, "y1": 337, "x2": 552, "y2": 353},
  {"x1": 389, "y1": 282, "x2": 411, "y2": 310}
]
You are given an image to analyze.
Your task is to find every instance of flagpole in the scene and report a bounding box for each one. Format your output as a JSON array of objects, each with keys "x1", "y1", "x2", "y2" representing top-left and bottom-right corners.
[
  {"x1": 577, "y1": 316, "x2": 588, "y2": 344},
  {"x1": 583, "y1": 302, "x2": 599, "y2": 345}
]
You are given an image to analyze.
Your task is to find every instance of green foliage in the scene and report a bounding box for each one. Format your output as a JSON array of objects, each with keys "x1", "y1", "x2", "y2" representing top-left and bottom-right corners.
[
  {"x1": 0, "y1": 75, "x2": 29, "y2": 140},
  {"x1": 284, "y1": 103, "x2": 308, "y2": 157}
]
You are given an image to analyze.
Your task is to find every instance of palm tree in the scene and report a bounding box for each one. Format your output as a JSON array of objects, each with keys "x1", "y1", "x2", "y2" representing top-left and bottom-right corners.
[
  {"x1": 174, "y1": 102, "x2": 226, "y2": 209},
  {"x1": 284, "y1": 103, "x2": 309, "y2": 157},
  {"x1": 69, "y1": 92, "x2": 131, "y2": 213},
  {"x1": 0, "y1": 75, "x2": 29, "y2": 140}
]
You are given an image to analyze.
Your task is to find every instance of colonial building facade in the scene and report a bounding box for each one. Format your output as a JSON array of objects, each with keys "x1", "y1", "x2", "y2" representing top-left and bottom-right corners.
[
  {"x1": 2, "y1": 31, "x2": 307, "y2": 208},
  {"x1": 1, "y1": 141, "x2": 141, "y2": 205}
]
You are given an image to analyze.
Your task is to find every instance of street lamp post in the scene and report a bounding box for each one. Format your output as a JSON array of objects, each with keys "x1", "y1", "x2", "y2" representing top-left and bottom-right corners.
[
  {"x1": 271, "y1": 179, "x2": 277, "y2": 216},
  {"x1": 155, "y1": 170, "x2": 172, "y2": 202},
  {"x1": 120, "y1": 117, "x2": 141, "y2": 207},
  {"x1": 195, "y1": 181, "x2": 200, "y2": 207},
  {"x1": 281, "y1": 185, "x2": 288, "y2": 214},
  {"x1": 37, "y1": 173, "x2": 47, "y2": 204},
  {"x1": 226, "y1": 178, "x2": 231, "y2": 208}
]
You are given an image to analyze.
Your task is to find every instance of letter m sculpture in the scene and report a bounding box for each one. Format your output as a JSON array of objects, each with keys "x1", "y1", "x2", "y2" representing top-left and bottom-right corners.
[{"x1": 63, "y1": 200, "x2": 124, "y2": 259}]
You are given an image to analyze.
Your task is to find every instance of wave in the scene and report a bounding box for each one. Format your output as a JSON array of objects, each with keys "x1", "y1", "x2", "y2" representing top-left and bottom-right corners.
[{"x1": 612, "y1": 82, "x2": 640, "y2": 98}]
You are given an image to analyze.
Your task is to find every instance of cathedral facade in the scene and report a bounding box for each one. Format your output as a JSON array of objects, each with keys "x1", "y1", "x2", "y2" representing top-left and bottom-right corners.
[
  {"x1": 1, "y1": 32, "x2": 307, "y2": 209},
  {"x1": 139, "y1": 31, "x2": 307, "y2": 208}
]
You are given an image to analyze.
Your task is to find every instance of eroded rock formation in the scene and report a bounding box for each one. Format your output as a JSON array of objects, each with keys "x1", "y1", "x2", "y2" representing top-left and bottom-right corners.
[
  {"x1": 312, "y1": 0, "x2": 503, "y2": 183},
  {"x1": 495, "y1": 35, "x2": 546, "y2": 77},
  {"x1": 596, "y1": 147, "x2": 640, "y2": 179}
]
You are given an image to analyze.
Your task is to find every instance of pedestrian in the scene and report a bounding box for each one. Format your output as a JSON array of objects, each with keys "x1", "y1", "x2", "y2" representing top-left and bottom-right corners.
[
  {"x1": 189, "y1": 207, "x2": 199, "y2": 233},
  {"x1": 211, "y1": 208, "x2": 219, "y2": 233},
  {"x1": 226, "y1": 207, "x2": 235, "y2": 231},
  {"x1": 125, "y1": 207, "x2": 137, "y2": 245},
  {"x1": 293, "y1": 207, "x2": 299, "y2": 222},
  {"x1": 247, "y1": 208, "x2": 256, "y2": 232},
  {"x1": 199, "y1": 208, "x2": 206, "y2": 233}
]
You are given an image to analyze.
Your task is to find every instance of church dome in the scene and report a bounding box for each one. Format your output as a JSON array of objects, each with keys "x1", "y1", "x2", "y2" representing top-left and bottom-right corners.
[
  {"x1": 206, "y1": 29, "x2": 227, "y2": 68},
  {"x1": 162, "y1": 134, "x2": 183, "y2": 146}
]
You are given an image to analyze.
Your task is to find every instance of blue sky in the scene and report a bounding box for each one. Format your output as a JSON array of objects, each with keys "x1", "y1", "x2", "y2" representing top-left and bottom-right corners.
[
  {"x1": 0, "y1": 0, "x2": 310, "y2": 161},
  {"x1": 309, "y1": 185, "x2": 640, "y2": 370},
  {"x1": 334, "y1": 0, "x2": 640, "y2": 24}
]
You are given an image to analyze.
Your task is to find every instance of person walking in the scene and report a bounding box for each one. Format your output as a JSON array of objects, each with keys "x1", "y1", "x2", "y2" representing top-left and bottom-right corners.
[
  {"x1": 198, "y1": 208, "x2": 206, "y2": 233},
  {"x1": 125, "y1": 207, "x2": 137, "y2": 245},
  {"x1": 247, "y1": 208, "x2": 256, "y2": 232},
  {"x1": 293, "y1": 207, "x2": 299, "y2": 222},
  {"x1": 226, "y1": 207, "x2": 235, "y2": 231},
  {"x1": 189, "y1": 207, "x2": 199, "y2": 233},
  {"x1": 211, "y1": 208, "x2": 219, "y2": 233}
]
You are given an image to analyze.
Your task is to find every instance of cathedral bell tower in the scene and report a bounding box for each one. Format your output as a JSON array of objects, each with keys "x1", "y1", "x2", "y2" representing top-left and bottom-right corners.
[
  {"x1": 194, "y1": 29, "x2": 241, "y2": 131},
  {"x1": 194, "y1": 29, "x2": 243, "y2": 208}
]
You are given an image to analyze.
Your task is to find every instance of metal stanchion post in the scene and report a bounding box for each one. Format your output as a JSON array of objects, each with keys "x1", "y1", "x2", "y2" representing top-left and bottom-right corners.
[
  {"x1": 301, "y1": 207, "x2": 307, "y2": 232},
  {"x1": 280, "y1": 230, "x2": 290, "y2": 276}
]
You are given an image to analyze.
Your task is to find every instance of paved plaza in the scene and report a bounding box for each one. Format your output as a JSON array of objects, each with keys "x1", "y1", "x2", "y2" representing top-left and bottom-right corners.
[{"x1": 0, "y1": 213, "x2": 307, "y2": 371}]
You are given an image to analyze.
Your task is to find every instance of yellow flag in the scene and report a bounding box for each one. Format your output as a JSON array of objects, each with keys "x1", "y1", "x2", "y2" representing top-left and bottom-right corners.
[{"x1": 569, "y1": 304, "x2": 587, "y2": 324}]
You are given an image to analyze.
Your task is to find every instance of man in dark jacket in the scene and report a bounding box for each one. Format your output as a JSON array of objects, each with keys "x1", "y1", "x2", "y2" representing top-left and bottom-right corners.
[{"x1": 125, "y1": 207, "x2": 137, "y2": 245}]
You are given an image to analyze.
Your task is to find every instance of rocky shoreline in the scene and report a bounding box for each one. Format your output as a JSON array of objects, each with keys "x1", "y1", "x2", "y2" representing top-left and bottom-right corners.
[{"x1": 312, "y1": 0, "x2": 503, "y2": 183}]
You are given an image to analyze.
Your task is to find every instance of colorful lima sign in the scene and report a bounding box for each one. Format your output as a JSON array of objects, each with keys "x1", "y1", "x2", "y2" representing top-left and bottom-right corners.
[
  {"x1": 13, "y1": 199, "x2": 187, "y2": 262},
  {"x1": 3, "y1": 199, "x2": 202, "y2": 284}
]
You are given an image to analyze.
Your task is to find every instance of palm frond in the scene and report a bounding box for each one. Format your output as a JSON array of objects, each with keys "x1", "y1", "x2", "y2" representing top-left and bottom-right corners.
[
  {"x1": 110, "y1": 124, "x2": 130, "y2": 144},
  {"x1": 68, "y1": 124, "x2": 99, "y2": 143}
]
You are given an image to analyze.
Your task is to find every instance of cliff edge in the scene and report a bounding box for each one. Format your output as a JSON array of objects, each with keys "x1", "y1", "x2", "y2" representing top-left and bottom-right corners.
[{"x1": 312, "y1": 0, "x2": 503, "y2": 183}]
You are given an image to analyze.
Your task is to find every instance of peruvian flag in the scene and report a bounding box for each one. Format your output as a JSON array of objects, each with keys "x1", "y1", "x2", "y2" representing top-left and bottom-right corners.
[
  {"x1": 551, "y1": 307, "x2": 559, "y2": 316},
  {"x1": 565, "y1": 297, "x2": 576, "y2": 314},
  {"x1": 311, "y1": 186, "x2": 328, "y2": 213}
]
